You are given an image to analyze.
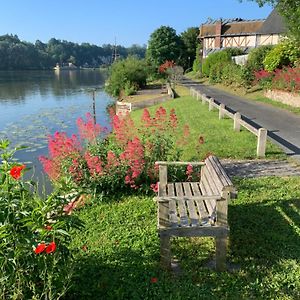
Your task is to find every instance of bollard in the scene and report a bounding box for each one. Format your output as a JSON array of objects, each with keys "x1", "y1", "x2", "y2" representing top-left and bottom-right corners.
[
  {"x1": 257, "y1": 128, "x2": 267, "y2": 158},
  {"x1": 234, "y1": 112, "x2": 241, "y2": 131},
  {"x1": 201, "y1": 94, "x2": 206, "y2": 104},
  {"x1": 219, "y1": 103, "x2": 225, "y2": 119}
]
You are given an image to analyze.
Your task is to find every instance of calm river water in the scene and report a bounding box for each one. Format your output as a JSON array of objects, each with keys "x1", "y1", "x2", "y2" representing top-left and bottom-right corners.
[{"x1": 0, "y1": 70, "x2": 113, "y2": 192}]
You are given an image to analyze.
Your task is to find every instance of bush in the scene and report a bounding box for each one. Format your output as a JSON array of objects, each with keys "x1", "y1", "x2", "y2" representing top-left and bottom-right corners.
[
  {"x1": 246, "y1": 45, "x2": 273, "y2": 72},
  {"x1": 0, "y1": 140, "x2": 83, "y2": 299},
  {"x1": 202, "y1": 50, "x2": 231, "y2": 77},
  {"x1": 40, "y1": 109, "x2": 192, "y2": 196},
  {"x1": 263, "y1": 39, "x2": 300, "y2": 72},
  {"x1": 105, "y1": 56, "x2": 148, "y2": 97}
]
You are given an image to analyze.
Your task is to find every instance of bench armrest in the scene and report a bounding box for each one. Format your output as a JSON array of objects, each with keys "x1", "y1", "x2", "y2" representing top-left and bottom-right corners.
[{"x1": 155, "y1": 161, "x2": 205, "y2": 167}]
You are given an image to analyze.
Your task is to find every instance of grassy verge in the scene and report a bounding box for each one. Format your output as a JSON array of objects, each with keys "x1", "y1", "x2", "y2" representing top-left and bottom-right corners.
[
  {"x1": 69, "y1": 176, "x2": 300, "y2": 299},
  {"x1": 131, "y1": 93, "x2": 284, "y2": 160}
]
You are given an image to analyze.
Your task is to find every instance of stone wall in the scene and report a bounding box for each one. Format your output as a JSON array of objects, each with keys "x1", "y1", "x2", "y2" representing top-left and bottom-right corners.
[{"x1": 264, "y1": 90, "x2": 300, "y2": 107}]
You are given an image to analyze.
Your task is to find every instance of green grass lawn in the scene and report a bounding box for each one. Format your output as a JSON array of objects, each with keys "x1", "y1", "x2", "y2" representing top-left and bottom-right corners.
[
  {"x1": 68, "y1": 176, "x2": 300, "y2": 299},
  {"x1": 66, "y1": 90, "x2": 298, "y2": 299},
  {"x1": 131, "y1": 95, "x2": 284, "y2": 161}
]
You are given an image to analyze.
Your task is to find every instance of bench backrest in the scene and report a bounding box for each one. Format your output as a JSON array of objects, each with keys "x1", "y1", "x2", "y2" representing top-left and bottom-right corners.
[{"x1": 200, "y1": 155, "x2": 236, "y2": 197}]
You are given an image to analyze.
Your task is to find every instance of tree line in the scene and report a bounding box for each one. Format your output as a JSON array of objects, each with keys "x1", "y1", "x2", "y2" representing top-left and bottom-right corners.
[{"x1": 0, "y1": 34, "x2": 146, "y2": 70}]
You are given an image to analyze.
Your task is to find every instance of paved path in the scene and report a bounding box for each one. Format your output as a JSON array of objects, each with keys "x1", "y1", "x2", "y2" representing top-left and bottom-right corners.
[
  {"x1": 221, "y1": 159, "x2": 300, "y2": 178},
  {"x1": 182, "y1": 78, "x2": 300, "y2": 162}
]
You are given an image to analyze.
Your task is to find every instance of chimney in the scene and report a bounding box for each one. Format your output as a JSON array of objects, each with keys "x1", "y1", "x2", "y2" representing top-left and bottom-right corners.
[{"x1": 215, "y1": 19, "x2": 222, "y2": 48}]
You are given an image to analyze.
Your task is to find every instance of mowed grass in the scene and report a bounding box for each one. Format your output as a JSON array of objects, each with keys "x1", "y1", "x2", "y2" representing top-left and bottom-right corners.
[
  {"x1": 131, "y1": 94, "x2": 284, "y2": 160},
  {"x1": 66, "y1": 88, "x2": 297, "y2": 299},
  {"x1": 68, "y1": 176, "x2": 300, "y2": 299}
]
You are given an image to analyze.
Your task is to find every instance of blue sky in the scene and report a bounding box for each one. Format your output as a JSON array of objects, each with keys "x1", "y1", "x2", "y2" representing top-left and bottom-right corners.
[{"x1": 1, "y1": 0, "x2": 273, "y2": 46}]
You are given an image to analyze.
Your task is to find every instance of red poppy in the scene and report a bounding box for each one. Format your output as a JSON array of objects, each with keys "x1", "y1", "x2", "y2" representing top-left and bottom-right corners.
[
  {"x1": 10, "y1": 165, "x2": 26, "y2": 180},
  {"x1": 35, "y1": 242, "x2": 46, "y2": 254},
  {"x1": 150, "y1": 277, "x2": 158, "y2": 283},
  {"x1": 45, "y1": 241, "x2": 56, "y2": 254}
]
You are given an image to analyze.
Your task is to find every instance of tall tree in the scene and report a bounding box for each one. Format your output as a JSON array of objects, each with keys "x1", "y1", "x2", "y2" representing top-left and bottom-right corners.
[
  {"x1": 180, "y1": 27, "x2": 199, "y2": 70},
  {"x1": 241, "y1": 0, "x2": 300, "y2": 40},
  {"x1": 146, "y1": 26, "x2": 182, "y2": 67}
]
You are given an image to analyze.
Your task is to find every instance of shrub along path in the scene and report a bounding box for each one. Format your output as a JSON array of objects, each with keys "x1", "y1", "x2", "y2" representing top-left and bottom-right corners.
[{"x1": 182, "y1": 77, "x2": 300, "y2": 163}]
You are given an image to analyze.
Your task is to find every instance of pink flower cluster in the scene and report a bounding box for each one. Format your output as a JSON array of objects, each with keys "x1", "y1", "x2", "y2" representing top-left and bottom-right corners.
[{"x1": 40, "y1": 106, "x2": 191, "y2": 193}]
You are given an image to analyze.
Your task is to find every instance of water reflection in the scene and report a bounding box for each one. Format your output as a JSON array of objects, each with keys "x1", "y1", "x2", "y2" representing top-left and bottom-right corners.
[
  {"x1": 0, "y1": 69, "x2": 112, "y2": 193},
  {"x1": 0, "y1": 69, "x2": 107, "y2": 101}
]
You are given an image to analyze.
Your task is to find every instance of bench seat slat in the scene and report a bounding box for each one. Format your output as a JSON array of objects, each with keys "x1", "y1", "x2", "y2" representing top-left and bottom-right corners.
[
  {"x1": 167, "y1": 183, "x2": 179, "y2": 227},
  {"x1": 175, "y1": 183, "x2": 189, "y2": 227},
  {"x1": 183, "y1": 182, "x2": 199, "y2": 227}
]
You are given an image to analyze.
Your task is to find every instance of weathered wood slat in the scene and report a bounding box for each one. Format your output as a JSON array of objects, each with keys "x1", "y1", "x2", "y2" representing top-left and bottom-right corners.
[
  {"x1": 156, "y1": 155, "x2": 235, "y2": 271},
  {"x1": 175, "y1": 183, "x2": 189, "y2": 227},
  {"x1": 209, "y1": 156, "x2": 233, "y2": 187},
  {"x1": 167, "y1": 183, "x2": 179, "y2": 228},
  {"x1": 190, "y1": 182, "x2": 210, "y2": 224},
  {"x1": 159, "y1": 226, "x2": 229, "y2": 238},
  {"x1": 156, "y1": 161, "x2": 205, "y2": 166},
  {"x1": 183, "y1": 183, "x2": 199, "y2": 226},
  {"x1": 199, "y1": 170, "x2": 217, "y2": 217}
]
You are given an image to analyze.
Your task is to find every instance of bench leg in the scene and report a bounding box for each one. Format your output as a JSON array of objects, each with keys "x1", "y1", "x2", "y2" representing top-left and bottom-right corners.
[
  {"x1": 215, "y1": 236, "x2": 227, "y2": 271},
  {"x1": 160, "y1": 235, "x2": 171, "y2": 270}
]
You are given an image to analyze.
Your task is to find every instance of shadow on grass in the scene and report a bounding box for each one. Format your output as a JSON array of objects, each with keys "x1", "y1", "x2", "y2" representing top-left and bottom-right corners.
[{"x1": 66, "y1": 178, "x2": 300, "y2": 299}]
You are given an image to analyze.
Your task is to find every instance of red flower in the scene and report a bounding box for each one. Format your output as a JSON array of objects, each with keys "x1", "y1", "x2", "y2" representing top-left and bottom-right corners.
[
  {"x1": 35, "y1": 242, "x2": 46, "y2": 254},
  {"x1": 45, "y1": 241, "x2": 56, "y2": 254},
  {"x1": 10, "y1": 165, "x2": 26, "y2": 180},
  {"x1": 150, "y1": 277, "x2": 158, "y2": 283},
  {"x1": 44, "y1": 225, "x2": 52, "y2": 231}
]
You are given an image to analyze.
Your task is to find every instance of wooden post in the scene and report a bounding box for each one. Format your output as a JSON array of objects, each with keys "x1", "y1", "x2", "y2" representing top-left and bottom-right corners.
[
  {"x1": 219, "y1": 103, "x2": 225, "y2": 119},
  {"x1": 159, "y1": 165, "x2": 167, "y2": 187},
  {"x1": 189, "y1": 87, "x2": 192, "y2": 96},
  {"x1": 196, "y1": 92, "x2": 200, "y2": 101},
  {"x1": 257, "y1": 128, "x2": 267, "y2": 158},
  {"x1": 201, "y1": 94, "x2": 206, "y2": 105},
  {"x1": 215, "y1": 189, "x2": 230, "y2": 271},
  {"x1": 209, "y1": 98, "x2": 214, "y2": 111},
  {"x1": 234, "y1": 112, "x2": 241, "y2": 132}
]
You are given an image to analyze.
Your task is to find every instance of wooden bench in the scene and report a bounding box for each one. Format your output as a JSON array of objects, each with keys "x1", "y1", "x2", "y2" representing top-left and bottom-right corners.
[{"x1": 155, "y1": 155, "x2": 236, "y2": 271}]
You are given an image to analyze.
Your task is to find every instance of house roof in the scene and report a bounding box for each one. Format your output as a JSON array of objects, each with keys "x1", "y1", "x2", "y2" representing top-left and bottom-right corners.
[
  {"x1": 259, "y1": 9, "x2": 286, "y2": 34},
  {"x1": 199, "y1": 19, "x2": 264, "y2": 38},
  {"x1": 199, "y1": 8, "x2": 286, "y2": 38}
]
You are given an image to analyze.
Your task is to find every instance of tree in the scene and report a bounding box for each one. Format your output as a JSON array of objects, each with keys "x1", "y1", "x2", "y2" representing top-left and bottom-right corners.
[
  {"x1": 146, "y1": 26, "x2": 182, "y2": 68},
  {"x1": 180, "y1": 27, "x2": 199, "y2": 70},
  {"x1": 242, "y1": 0, "x2": 300, "y2": 40}
]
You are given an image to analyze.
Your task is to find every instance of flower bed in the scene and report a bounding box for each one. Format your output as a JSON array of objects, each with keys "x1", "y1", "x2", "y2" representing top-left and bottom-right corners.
[{"x1": 40, "y1": 108, "x2": 192, "y2": 197}]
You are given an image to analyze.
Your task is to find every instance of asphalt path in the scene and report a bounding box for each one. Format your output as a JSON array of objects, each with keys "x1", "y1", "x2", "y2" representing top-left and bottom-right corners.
[{"x1": 182, "y1": 78, "x2": 300, "y2": 162}]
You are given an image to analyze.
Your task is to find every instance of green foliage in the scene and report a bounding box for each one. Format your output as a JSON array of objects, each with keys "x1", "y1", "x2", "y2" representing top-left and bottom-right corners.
[
  {"x1": 263, "y1": 39, "x2": 300, "y2": 71},
  {"x1": 105, "y1": 57, "x2": 148, "y2": 97},
  {"x1": 146, "y1": 26, "x2": 182, "y2": 68},
  {"x1": 192, "y1": 43, "x2": 202, "y2": 73},
  {"x1": 202, "y1": 50, "x2": 232, "y2": 77},
  {"x1": 179, "y1": 27, "x2": 199, "y2": 70},
  {"x1": 0, "y1": 34, "x2": 147, "y2": 70},
  {"x1": 68, "y1": 176, "x2": 300, "y2": 299},
  {"x1": 0, "y1": 140, "x2": 83, "y2": 299},
  {"x1": 41, "y1": 108, "x2": 190, "y2": 196},
  {"x1": 247, "y1": 45, "x2": 273, "y2": 72}
]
